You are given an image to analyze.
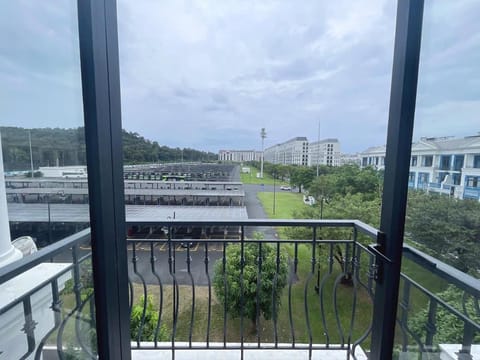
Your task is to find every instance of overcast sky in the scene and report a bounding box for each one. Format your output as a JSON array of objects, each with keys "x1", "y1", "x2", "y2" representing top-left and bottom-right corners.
[{"x1": 1, "y1": 1, "x2": 479, "y2": 154}]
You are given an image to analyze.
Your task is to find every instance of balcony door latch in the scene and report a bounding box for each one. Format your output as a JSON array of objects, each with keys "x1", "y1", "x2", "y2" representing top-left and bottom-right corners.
[{"x1": 367, "y1": 231, "x2": 393, "y2": 283}]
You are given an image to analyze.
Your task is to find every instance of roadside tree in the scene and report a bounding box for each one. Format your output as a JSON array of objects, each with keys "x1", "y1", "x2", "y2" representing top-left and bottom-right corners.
[{"x1": 213, "y1": 241, "x2": 288, "y2": 327}]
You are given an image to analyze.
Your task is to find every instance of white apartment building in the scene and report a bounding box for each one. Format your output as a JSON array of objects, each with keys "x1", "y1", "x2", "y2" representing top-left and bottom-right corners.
[
  {"x1": 307, "y1": 138, "x2": 341, "y2": 167},
  {"x1": 360, "y1": 145, "x2": 386, "y2": 169},
  {"x1": 264, "y1": 137, "x2": 309, "y2": 166},
  {"x1": 218, "y1": 150, "x2": 261, "y2": 162},
  {"x1": 360, "y1": 135, "x2": 480, "y2": 200}
]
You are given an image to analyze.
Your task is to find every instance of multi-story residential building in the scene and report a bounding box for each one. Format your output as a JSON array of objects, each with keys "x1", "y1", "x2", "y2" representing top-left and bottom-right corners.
[
  {"x1": 360, "y1": 145, "x2": 386, "y2": 169},
  {"x1": 218, "y1": 149, "x2": 260, "y2": 162},
  {"x1": 264, "y1": 137, "x2": 309, "y2": 165},
  {"x1": 360, "y1": 135, "x2": 480, "y2": 200},
  {"x1": 307, "y1": 138, "x2": 341, "y2": 167}
]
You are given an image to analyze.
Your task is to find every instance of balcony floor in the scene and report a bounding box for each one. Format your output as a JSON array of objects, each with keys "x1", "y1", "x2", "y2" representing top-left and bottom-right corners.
[{"x1": 131, "y1": 343, "x2": 368, "y2": 360}]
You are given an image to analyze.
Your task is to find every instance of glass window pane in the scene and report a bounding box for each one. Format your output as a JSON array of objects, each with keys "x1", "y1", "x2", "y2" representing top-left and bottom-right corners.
[
  {"x1": 117, "y1": 1, "x2": 397, "y2": 355},
  {"x1": 0, "y1": 2, "x2": 98, "y2": 358},
  {"x1": 397, "y1": 1, "x2": 480, "y2": 358}
]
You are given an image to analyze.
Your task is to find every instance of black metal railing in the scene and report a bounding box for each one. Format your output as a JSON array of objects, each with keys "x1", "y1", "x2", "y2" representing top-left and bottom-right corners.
[
  {"x1": 125, "y1": 219, "x2": 378, "y2": 359},
  {"x1": 1, "y1": 220, "x2": 479, "y2": 359},
  {"x1": 0, "y1": 228, "x2": 95, "y2": 360},
  {"x1": 396, "y1": 245, "x2": 480, "y2": 357}
]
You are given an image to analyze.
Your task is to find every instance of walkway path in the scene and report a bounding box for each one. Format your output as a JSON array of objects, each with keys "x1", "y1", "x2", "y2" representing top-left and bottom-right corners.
[{"x1": 243, "y1": 184, "x2": 278, "y2": 240}]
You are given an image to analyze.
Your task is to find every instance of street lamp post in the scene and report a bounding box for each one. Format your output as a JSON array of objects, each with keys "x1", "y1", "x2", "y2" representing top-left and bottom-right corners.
[
  {"x1": 273, "y1": 172, "x2": 276, "y2": 215},
  {"x1": 316, "y1": 121, "x2": 321, "y2": 177},
  {"x1": 47, "y1": 198, "x2": 52, "y2": 243},
  {"x1": 260, "y1": 128, "x2": 266, "y2": 178},
  {"x1": 28, "y1": 130, "x2": 34, "y2": 178},
  {"x1": 315, "y1": 195, "x2": 325, "y2": 293}
]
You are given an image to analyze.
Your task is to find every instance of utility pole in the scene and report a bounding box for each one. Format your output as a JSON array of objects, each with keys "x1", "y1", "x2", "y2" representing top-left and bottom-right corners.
[
  {"x1": 260, "y1": 128, "x2": 266, "y2": 178},
  {"x1": 273, "y1": 172, "x2": 276, "y2": 215},
  {"x1": 28, "y1": 130, "x2": 34, "y2": 178},
  {"x1": 316, "y1": 120, "x2": 321, "y2": 177}
]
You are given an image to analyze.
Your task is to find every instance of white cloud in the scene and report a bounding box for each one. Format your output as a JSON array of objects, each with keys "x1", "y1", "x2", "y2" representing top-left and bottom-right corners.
[{"x1": 1, "y1": 1, "x2": 479, "y2": 154}]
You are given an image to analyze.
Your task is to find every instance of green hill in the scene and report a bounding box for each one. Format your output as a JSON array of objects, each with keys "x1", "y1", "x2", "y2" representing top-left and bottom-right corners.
[{"x1": 0, "y1": 126, "x2": 217, "y2": 171}]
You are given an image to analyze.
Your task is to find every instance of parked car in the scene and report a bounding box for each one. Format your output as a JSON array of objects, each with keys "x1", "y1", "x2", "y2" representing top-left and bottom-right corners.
[{"x1": 180, "y1": 239, "x2": 195, "y2": 248}]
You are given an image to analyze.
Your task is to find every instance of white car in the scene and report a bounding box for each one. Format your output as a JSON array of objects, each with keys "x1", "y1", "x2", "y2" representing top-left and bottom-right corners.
[{"x1": 280, "y1": 185, "x2": 291, "y2": 191}]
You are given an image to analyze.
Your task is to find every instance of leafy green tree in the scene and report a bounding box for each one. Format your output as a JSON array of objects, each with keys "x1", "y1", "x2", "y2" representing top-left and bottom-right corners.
[
  {"x1": 307, "y1": 165, "x2": 381, "y2": 200},
  {"x1": 308, "y1": 174, "x2": 336, "y2": 201},
  {"x1": 409, "y1": 286, "x2": 480, "y2": 344},
  {"x1": 213, "y1": 242, "x2": 289, "y2": 326},
  {"x1": 290, "y1": 166, "x2": 315, "y2": 192},
  {"x1": 130, "y1": 295, "x2": 169, "y2": 341},
  {"x1": 405, "y1": 191, "x2": 480, "y2": 274},
  {"x1": 285, "y1": 193, "x2": 381, "y2": 241}
]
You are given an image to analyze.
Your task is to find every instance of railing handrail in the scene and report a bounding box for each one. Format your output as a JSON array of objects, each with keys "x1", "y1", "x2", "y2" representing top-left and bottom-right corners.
[
  {"x1": 125, "y1": 218, "x2": 369, "y2": 228},
  {"x1": 400, "y1": 272, "x2": 480, "y2": 333},
  {"x1": 0, "y1": 219, "x2": 375, "y2": 287},
  {"x1": 2, "y1": 220, "x2": 478, "y2": 299},
  {"x1": 402, "y1": 244, "x2": 480, "y2": 297},
  {"x1": 1, "y1": 219, "x2": 479, "y2": 358},
  {"x1": 0, "y1": 228, "x2": 90, "y2": 284}
]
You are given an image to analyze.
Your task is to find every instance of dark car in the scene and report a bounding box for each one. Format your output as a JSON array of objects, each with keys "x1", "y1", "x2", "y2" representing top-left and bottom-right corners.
[{"x1": 180, "y1": 238, "x2": 195, "y2": 248}]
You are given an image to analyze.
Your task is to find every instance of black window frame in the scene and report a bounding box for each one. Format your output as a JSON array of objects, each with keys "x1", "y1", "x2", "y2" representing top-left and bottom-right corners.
[
  {"x1": 411, "y1": 155, "x2": 417, "y2": 166},
  {"x1": 423, "y1": 155, "x2": 433, "y2": 167},
  {"x1": 77, "y1": 0, "x2": 131, "y2": 358},
  {"x1": 72, "y1": 0, "x2": 426, "y2": 358},
  {"x1": 453, "y1": 154, "x2": 464, "y2": 171},
  {"x1": 473, "y1": 154, "x2": 480, "y2": 169}
]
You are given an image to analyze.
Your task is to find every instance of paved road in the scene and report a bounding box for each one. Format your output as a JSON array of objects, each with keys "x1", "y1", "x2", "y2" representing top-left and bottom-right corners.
[
  {"x1": 126, "y1": 242, "x2": 222, "y2": 286},
  {"x1": 243, "y1": 184, "x2": 279, "y2": 241},
  {"x1": 230, "y1": 165, "x2": 241, "y2": 182},
  {"x1": 71, "y1": 241, "x2": 223, "y2": 286}
]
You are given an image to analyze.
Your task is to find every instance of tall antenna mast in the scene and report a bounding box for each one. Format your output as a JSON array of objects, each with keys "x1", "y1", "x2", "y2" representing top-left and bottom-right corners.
[
  {"x1": 316, "y1": 121, "x2": 321, "y2": 177},
  {"x1": 260, "y1": 128, "x2": 266, "y2": 178}
]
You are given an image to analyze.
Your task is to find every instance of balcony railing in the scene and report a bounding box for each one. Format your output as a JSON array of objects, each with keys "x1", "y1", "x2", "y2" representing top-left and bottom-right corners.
[{"x1": 0, "y1": 220, "x2": 479, "y2": 359}]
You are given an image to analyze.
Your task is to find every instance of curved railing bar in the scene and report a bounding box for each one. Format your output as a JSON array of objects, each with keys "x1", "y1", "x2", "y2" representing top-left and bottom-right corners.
[
  {"x1": 256, "y1": 242, "x2": 263, "y2": 348},
  {"x1": 149, "y1": 242, "x2": 164, "y2": 347},
  {"x1": 319, "y1": 243, "x2": 334, "y2": 346},
  {"x1": 204, "y1": 242, "x2": 212, "y2": 346},
  {"x1": 131, "y1": 241, "x2": 148, "y2": 346},
  {"x1": 347, "y1": 242, "x2": 359, "y2": 352},
  {"x1": 352, "y1": 246, "x2": 375, "y2": 353},
  {"x1": 304, "y1": 226, "x2": 316, "y2": 359},
  {"x1": 186, "y1": 242, "x2": 195, "y2": 347},
  {"x1": 288, "y1": 242, "x2": 298, "y2": 347}
]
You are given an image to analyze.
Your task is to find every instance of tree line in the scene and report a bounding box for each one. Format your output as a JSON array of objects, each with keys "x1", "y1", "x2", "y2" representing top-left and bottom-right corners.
[
  {"x1": 253, "y1": 160, "x2": 479, "y2": 345},
  {"x1": 0, "y1": 126, "x2": 218, "y2": 171},
  {"x1": 250, "y1": 160, "x2": 480, "y2": 276}
]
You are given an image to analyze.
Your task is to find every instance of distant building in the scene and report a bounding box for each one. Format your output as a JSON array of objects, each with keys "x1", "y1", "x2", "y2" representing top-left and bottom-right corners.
[
  {"x1": 264, "y1": 137, "x2": 309, "y2": 166},
  {"x1": 218, "y1": 150, "x2": 259, "y2": 162},
  {"x1": 339, "y1": 153, "x2": 361, "y2": 166},
  {"x1": 360, "y1": 135, "x2": 480, "y2": 200},
  {"x1": 308, "y1": 138, "x2": 341, "y2": 167},
  {"x1": 359, "y1": 145, "x2": 386, "y2": 169}
]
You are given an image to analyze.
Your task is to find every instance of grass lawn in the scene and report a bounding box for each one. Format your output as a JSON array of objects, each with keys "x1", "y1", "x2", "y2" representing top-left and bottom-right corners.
[
  {"x1": 130, "y1": 264, "x2": 373, "y2": 347},
  {"x1": 240, "y1": 167, "x2": 288, "y2": 186},
  {"x1": 257, "y1": 191, "x2": 308, "y2": 219},
  {"x1": 257, "y1": 191, "x2": 310, "y2": 238}
]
